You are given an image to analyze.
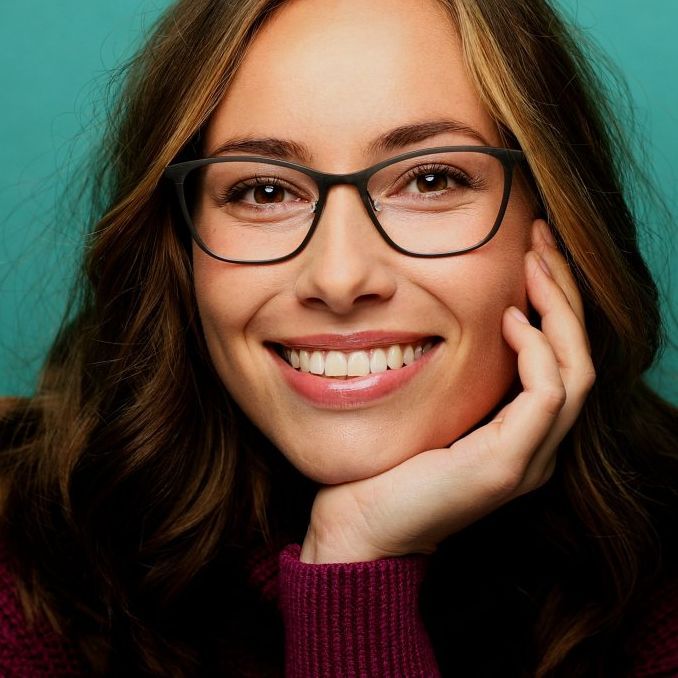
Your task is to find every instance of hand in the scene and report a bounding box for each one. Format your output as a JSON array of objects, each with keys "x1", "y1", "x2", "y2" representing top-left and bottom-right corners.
[{"x1": 299, "y1": 219, "x2": 596, "y2": 564}]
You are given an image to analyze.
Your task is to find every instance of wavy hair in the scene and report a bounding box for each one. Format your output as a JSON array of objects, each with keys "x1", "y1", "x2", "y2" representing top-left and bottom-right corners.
[{"x1": 1, "y1": 0, "x2": 676, "y2": 675}]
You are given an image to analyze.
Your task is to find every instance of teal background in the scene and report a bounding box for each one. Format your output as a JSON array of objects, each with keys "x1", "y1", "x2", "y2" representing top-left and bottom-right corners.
[{"x1": 1, "y1": 1, "x2": 676, "y2": 401}]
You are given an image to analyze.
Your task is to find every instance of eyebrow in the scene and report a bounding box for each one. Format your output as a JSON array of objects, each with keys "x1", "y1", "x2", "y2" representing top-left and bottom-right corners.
[
  {"x1": 207, "y1": 119, "x2": 492, "y2": 162},
  {"x1": 209, "y1": 137, "x2": 313, "y2": 163},
  {"x1": 366, "y1": 119, "x2": 492, "y2": 154}
]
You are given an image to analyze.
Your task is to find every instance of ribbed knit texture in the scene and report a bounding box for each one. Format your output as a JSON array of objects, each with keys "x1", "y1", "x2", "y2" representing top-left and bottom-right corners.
[
  {"x1": 0, "y1": 542, "x2": 84, "y2": 676},
  {"x1": 0, "y1": 539, "x2": 676, "y2": 676},
  {"x1": 278, "y1": 543, "x2": 439, "y2": 677},
  {"x1": 628, "y1": 574, "x2": 678, "y2": 677}
]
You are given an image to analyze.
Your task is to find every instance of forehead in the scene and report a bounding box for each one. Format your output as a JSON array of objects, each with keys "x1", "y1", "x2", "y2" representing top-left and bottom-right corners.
[{"x1": 205, "y1": 0, "x2": 501, "y2": 166}]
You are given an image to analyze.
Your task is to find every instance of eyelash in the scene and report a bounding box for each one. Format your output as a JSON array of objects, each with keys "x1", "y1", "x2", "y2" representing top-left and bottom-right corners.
[{"x1": 218, "y1": 176, "x2": 304, "y2": 205}]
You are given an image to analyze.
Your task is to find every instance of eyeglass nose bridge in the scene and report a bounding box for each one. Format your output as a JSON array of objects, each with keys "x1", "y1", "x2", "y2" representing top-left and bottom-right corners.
[{"x1": 305, "y1": 167, "x2": 404, "y2": 256}]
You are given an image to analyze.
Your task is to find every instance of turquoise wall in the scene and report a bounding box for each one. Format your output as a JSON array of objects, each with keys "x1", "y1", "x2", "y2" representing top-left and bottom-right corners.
[{"x1": 1, "y1": 1, "x2": 676, "y2": 401}]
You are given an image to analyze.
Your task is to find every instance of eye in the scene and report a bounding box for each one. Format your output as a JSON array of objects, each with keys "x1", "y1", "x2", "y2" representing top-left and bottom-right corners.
[
  {"x1": 411, "y1": 172, "x2": 451, "y2": 193},
  {"x1": 209, "y1": 169, "x2": 317, "y2": 222},
  {"x1": 401, "y1": 166, "x2": 469, "y2": 195},
  {"x1": 234, "y1": 181, "x2": 296, "y2": 205},
  {"x1": 251, "y1": 184, "x2": 289, "y2": 204}
]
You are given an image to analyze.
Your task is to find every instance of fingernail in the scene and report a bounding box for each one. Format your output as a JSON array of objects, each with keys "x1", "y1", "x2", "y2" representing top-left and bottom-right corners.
[
  {"x1": 509, "y1": 306, "x2": 530, "y2": 324},
  {"x1": 537, "y1": 253, "x2": 552, "y2": 277}
]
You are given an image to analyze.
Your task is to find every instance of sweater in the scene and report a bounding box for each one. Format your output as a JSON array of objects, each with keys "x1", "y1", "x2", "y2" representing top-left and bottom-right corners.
[{"x1": 0, "y1": 540, "x2": 676, "y2": 677}]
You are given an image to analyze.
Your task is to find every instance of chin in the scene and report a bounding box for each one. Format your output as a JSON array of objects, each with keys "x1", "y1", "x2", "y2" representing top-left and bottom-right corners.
[
  {"x1": 282, "y1": 448, "x2": 392, "y2": 485},
  {"x1": 270, "y1": 426, "x2": 451, "y2": 486}
]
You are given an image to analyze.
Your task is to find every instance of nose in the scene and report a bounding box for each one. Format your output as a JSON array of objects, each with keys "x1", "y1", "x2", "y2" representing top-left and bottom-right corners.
[{"x1": 294, "y1": 185, "x2": 397, "y2": 315}]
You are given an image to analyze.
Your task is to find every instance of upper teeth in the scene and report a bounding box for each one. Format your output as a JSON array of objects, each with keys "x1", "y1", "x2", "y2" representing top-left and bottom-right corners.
[{"x1": 282, "y1": 340, "x2": 434, "y2": 378}]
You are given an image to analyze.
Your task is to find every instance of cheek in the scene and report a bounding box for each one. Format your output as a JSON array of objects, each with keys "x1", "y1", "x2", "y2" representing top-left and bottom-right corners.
[
  {"x1": 430, "y1": 248, "x2": 527, "y2": 424},
  {"x1": 192, "y1": 253, "x2": 264, "y2": 395},
  {"x1": 427, "y1": 235, "x2": 527, "y2": 338},
  {"x1": 192, "y1": 248, "x2": 276, "y2": 345},
  {"x1": 193, "y1": 259, "x2": 238, "y2": 361},
  {"x1": 463, "y1": 262, "x2": 526, "y2": 334}
]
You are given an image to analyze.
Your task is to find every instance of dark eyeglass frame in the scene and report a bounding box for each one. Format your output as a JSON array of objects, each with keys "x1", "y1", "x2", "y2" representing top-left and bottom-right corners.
[{"x1": 164, "y1": 145, "x2": 525, "y2": 265}]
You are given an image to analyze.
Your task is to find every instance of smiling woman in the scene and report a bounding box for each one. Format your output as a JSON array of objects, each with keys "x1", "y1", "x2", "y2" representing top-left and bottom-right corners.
[
  {"x1": 187, "y1": 2, "x2": 535, "y2": 488},
  {"x1": 0, "y1": 0, "x2": 677, "y2": 676}
]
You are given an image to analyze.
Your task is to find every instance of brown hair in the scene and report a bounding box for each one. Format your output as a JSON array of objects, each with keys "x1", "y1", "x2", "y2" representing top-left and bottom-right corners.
[{"x1": 1, "y1": 0, "x2": 676, "y2": 675}]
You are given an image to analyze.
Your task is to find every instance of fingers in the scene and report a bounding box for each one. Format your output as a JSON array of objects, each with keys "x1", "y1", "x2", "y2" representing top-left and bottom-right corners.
[
  {"x1": 500, "y1": 305, "x2": 567, "y2": 445},
  {"x1": 517, "y1": 221, "x2": 595, "y2": 485},
  {"x1": 531, "y1": 219, "x2": 586, "y2": 327},
  {"x1": 525, "y1": 251, "x2": 595, "y2": 392},
  {"x1": 527, "y1": 219, "x2": 595, "y2": 393}
]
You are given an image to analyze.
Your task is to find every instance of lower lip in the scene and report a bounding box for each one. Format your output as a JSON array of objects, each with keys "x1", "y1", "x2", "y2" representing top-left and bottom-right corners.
[{"x1": 268, "y1": 342, "x2": 441, "y2": 409}]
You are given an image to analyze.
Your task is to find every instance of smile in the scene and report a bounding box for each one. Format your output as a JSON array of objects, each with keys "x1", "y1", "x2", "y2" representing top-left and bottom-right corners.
[
  {"x1": 276, "y1": 338, "x2": 439, "y2": 379},
  {"x1": 268, "y1": 335, "x2": 443, "y2": 409}
]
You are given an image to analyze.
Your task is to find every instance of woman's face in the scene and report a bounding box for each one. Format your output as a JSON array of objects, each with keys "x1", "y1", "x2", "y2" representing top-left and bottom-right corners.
[{"x1": 194, "y1": 0, "x2": 534, "y2": 484}]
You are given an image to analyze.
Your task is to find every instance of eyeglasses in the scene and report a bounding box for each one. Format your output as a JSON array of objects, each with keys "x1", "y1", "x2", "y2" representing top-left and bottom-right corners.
[{"x1": 164, "y1": 145, "x2": 525, "y2": 264}]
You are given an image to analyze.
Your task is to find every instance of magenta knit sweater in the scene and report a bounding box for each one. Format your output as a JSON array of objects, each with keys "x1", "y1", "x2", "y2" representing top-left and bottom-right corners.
[{"x1": 0, "y1": 541, "x2": 676, "y2": 677}]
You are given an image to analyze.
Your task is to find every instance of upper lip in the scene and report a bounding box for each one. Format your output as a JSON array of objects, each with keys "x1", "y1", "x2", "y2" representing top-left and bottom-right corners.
[{"x1": 270, "y1": 331, "x2": 439, "y2": 351}]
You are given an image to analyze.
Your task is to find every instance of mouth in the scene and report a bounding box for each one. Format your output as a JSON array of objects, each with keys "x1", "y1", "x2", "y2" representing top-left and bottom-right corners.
[{"x1": 269, "y1": 336, "x2": 443, "y2": 380}]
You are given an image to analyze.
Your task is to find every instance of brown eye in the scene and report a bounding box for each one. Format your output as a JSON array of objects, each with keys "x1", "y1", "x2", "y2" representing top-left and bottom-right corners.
[
  {"x1": 416, "y1": 173, "x2": 449, "y2": 192},
  {"x1": 253, "y1": 185, "x2": 285, "y2": 203}
]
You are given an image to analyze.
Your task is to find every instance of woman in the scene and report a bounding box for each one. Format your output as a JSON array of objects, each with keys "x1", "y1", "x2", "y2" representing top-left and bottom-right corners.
[{"x1": 1, "y1": 0, "x2": 676, "y2": 676}]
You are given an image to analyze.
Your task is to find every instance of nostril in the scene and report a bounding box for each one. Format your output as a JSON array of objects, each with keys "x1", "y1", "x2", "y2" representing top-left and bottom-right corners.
[
  {"x1": 354, "y1": 293, "x2": 382, "y2": 305},
  {"x1": 303, "y1": 296, "x2": 329, "y2": 310},
  {"x1": 301, "y1": 291, "x2": 385, "y2": 313}
]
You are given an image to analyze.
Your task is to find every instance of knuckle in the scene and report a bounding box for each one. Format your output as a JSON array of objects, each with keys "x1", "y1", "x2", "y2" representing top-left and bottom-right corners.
[
  {"x1": 580, "y1": 362, "x2": 596, "y2": 391},
  {"x1": 567, "y1": 361, "x2": 596, "y2": 402},
  {"x1": 484, "y1": 459, "x2": 526, "y2": 499},
  {"x1": 519, "y1": 472, "x2": 551, "y2": 497},
  {"x1": 539, "y1": 383, "x2": 567, "y2": 415},
  {"x1": 516, "y1": 457, "x2": 557, "y2": 496},
  {"x1": 537, "y1": 458, "x2": 557, "y2": 487}
]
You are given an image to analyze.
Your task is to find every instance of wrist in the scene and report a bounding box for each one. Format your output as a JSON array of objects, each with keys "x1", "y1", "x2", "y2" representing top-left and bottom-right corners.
[{"x1": 299, "y1": 525, "x2": 386, "y2": 564}]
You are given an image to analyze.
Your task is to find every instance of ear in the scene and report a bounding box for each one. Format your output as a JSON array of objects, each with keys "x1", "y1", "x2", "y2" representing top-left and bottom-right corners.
[{"x1": 531, "y1": 218, "x2": 556, "y2": 253}]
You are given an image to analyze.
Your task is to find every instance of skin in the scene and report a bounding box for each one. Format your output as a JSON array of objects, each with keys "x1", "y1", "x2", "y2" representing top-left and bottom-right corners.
[{"x1": 194, "y1": 0, "x2": 595, "y2": 562}]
